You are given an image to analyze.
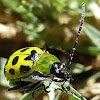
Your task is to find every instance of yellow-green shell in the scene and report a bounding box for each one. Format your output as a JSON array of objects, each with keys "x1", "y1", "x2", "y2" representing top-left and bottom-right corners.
[{"x1": 4, "y1": 47, "x2": 44, "y2": 80}]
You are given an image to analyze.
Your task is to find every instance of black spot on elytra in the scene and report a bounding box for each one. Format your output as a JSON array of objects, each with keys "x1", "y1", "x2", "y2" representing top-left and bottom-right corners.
[
  {"x1": 12, "y1": 56, "x2": 19, "y2": 65},
  {"x1": 31, "y1": 50, "x2": 37, "y2": 55},
  {"x1": 20, "y1": 65, "x2": 31, "y2": 73},
  {"x1": 24, "y1": 55, "x2": 31, "y2": 60},
  {"x1": 20, "y1": 48, "x2": 29, "y2": 52},
  {"x1": 24, "y1": 50, "x2": 40, "y2": 62},
  {"x1": 9, "y1": 68, "x2": 15, "y2": 75}
]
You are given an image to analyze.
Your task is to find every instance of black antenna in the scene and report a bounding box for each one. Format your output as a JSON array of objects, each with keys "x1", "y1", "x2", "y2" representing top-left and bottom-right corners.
[{"x1": 66, "y1": 2, "x2": 85, "y2": 68}]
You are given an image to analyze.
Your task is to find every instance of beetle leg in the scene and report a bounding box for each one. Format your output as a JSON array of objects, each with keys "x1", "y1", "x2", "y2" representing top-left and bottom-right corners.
[
  {"x1": 33, "y1": 83, "x2": 50, "y2": 93},
  {"x1": 25, "y1": 81, "x2": 41, "y2": 93},
  {"x1": 8, "y1": 81, "x2": 31, "y2": 91},
  {"x1": 27, "y1": 83, "x2": 50, "y2": 97},
  {"x1": 31, "y1": 85, "x2": 49, "y2": 97}
]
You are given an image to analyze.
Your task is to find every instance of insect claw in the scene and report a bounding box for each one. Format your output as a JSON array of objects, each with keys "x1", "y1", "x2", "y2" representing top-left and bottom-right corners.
[{"x1": 32, "y1": 92, "x2": 35, "y2": 98}]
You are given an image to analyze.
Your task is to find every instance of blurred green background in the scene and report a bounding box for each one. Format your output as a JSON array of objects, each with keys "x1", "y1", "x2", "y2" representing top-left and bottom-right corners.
[{"x1": 0, "y1": 0, "x2": 100, "y2": 100}]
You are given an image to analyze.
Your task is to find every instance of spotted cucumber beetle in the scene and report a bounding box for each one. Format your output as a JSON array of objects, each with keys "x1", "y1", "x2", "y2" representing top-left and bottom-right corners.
[{"x1": 4, "y1": 2, "x2": 85, "y2": 96}]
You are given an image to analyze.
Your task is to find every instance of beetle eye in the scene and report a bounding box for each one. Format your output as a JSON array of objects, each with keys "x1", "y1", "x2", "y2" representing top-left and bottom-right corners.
[
  {"x1": 50, "y1": 62, "x2": 66, "y2": 74},
  {"x1": 50, "y1": 62, "x2": 61, "y2": 74},
  {"x1": 60, "y1": 63, "x2": 66, "y2": 69}
]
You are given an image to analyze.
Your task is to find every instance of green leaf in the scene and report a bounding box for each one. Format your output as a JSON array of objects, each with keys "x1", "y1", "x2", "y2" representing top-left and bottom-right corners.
[
  {"x1": 88, "y1": 71, "x2": 100, "y2": 81},
  {"x1": 84, "y1": 23, "x2": 100, "y2": 50},
  {"x1": 4, "y1": 0, "x2": 37, "y2": 23},
  {"x1": 19, "y1": 81, "x2": 86, "y2": 100},
  {"x1": 53, "y1": 82, "x2": 87, "y2": 100},
  {"x1": 4, "y1": 0, "x2": 27, "y2": 13},
  {"x1": 69, "y1": 94, "x2": 81, "y2": 100},
  {"x1": 0, "y1": 57, "x2": 9, "y2": 87},
  {"x1": 19, "y1": 85, "x2": 44, "y2": 100},
  {"x1": 71, "y1": 63, "x2": 84, "y2": 74}
]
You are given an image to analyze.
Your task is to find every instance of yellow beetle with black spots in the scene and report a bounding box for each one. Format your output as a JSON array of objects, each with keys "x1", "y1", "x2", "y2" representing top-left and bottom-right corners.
[{"x1": 4, "y1": 47, "x2": 45, "y2": 80}]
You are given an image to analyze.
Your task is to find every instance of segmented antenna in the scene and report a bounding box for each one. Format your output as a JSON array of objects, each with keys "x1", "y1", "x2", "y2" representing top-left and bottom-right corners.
[{"x1": 66, "y1": 2, "x2": 85, "y2": 67}]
